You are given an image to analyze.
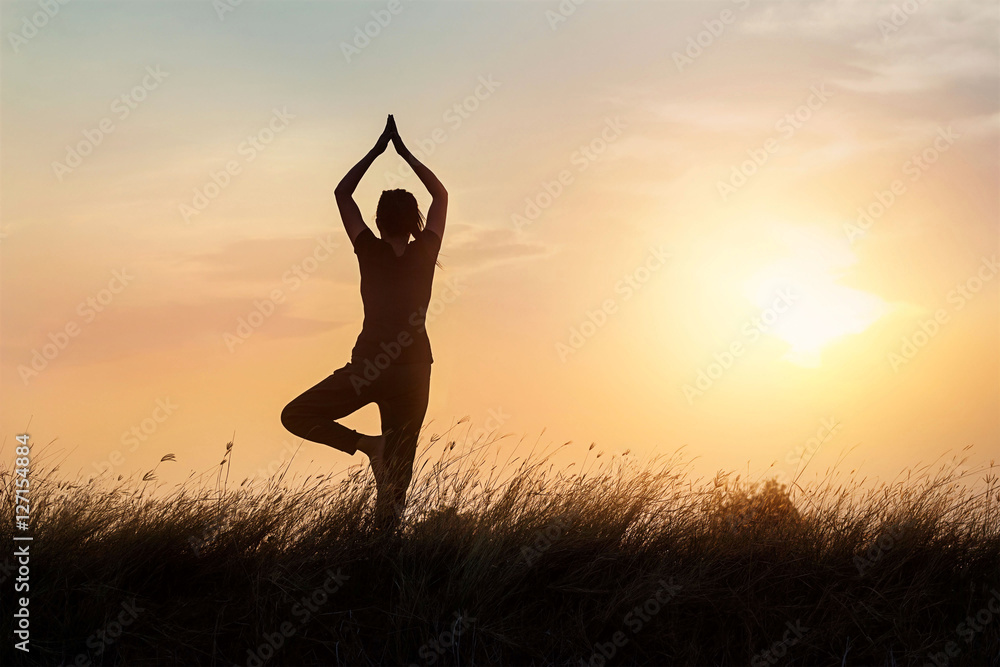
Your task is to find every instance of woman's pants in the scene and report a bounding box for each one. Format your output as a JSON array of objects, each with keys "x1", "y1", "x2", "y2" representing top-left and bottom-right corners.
[{"x1": 280, "y1": 361, "x2": 431, "y2": 528}]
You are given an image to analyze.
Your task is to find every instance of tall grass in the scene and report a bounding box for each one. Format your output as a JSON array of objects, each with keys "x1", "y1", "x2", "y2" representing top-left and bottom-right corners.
[{"x1": 1, "y1": 429, "x2": 998, "y2": 666}]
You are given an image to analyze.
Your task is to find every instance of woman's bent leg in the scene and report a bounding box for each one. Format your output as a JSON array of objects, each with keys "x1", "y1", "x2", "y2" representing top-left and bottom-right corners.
[
  {"x1": 373, "y1": 363, "x2": 432, "y2": 528},
  {"x1": 280, "y1": 363, "x2": 371, "y2": 455}
]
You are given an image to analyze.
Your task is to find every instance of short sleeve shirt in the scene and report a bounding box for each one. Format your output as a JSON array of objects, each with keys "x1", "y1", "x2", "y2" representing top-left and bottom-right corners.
[{"x1": 350, "y1": 227, "x2": 442, "y2": 366}]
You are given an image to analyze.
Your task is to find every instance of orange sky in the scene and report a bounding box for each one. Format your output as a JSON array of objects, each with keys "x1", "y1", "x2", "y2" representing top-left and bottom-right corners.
[{"x1": 1, "y1": 0, "x2": 997, "y2": 490}]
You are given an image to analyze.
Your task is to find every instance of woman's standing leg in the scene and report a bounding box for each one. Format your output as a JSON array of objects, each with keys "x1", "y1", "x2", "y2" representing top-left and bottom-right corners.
[
  {"x1": 373, "y1": 363, "x2": 432, "y2": 529},
  {"x1": 280, "y1": 363, "x2": 372, "y2": 454}
]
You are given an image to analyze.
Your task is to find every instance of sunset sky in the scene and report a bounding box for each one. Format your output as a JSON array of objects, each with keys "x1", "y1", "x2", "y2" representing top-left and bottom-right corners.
[{"x1": 1, "y1": 0, "x2": 997, "y2": 489}]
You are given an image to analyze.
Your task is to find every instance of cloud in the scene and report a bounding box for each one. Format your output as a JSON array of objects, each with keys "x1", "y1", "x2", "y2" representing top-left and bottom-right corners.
[
  {"x1": 2, "y1": 297, "x2": 350, "y2": 374},
  {"x1": 172, "y1": 223, "x2": 553, "y2": 286},
  {"x1": 172, "y1": 234, "x2": 350, "y2": 286},
  {"x1": 742, "y1": 0, "x2": 998, "y2": 96},
  {"x1": 32, "y1": 224, "x2": 550, "y2": 365},
  {"x1": 436, "y1": 222, "x2": 554, "y2": 274}
]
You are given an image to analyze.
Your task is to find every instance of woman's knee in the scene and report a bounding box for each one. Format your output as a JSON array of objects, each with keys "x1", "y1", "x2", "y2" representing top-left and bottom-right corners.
[{"x1": 280, "y1": 401, "x2": 307, "y2": 434}]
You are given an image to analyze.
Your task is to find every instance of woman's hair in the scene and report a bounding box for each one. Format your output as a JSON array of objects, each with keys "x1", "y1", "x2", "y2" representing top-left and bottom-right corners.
[
  {"x1": 375, "y1": 189, "x2": 424, "y2": 239},
  {"x1": 373, "y1": 188, "x2": 442, "y2": 268}
]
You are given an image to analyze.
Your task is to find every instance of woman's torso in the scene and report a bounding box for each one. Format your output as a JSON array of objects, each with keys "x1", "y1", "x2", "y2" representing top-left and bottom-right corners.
[{"x1": 351, "y1": 228, "x2": 442, "y2": 367}]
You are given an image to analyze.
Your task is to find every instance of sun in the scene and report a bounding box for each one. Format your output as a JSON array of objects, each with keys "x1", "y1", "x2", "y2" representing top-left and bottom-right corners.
[{"x1": 745, "y1": 225, "x2": 890, "y2": 367}]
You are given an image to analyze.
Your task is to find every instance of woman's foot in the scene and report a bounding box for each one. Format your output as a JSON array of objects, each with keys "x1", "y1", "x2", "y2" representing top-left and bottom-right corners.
[{"x1": 357, "y1": 434, "x2": 387, "y2": 489}]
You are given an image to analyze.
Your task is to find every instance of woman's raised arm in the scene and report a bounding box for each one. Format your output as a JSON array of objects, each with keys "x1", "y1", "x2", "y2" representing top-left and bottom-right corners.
[
  {"x1": 334, "y1": 116, "x2": 393, "y2": 245},
  {"x1": 390, "y1": 117, "x2": 448, "y2": 240}
]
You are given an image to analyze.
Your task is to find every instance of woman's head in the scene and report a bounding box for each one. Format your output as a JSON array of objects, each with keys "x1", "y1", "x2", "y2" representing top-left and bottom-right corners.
[{"x1": 375, "y1": 189, "x2": 424, "y2": 240}]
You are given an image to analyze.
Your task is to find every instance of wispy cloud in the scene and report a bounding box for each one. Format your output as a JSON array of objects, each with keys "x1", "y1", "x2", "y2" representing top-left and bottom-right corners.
[
  {"x1": 743, "y1": 0, "x2": 998, "y2": 98},
  {"x1": 439, "y1": 223, "x2": 554, "y2": 275}
]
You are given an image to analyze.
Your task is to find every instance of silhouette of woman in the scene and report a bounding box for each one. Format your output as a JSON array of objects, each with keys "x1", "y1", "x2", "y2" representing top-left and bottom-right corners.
[{"x1": 281, "y1": 114, "x2": 447, "y2": 530}]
